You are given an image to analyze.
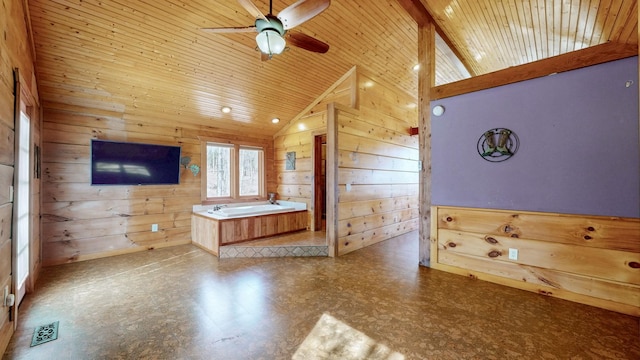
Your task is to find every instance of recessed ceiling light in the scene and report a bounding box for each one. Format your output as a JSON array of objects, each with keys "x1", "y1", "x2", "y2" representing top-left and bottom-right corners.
[
  {"x1": 221, "y1": 106, "x2": 232, "y2": 113},
  {"x1": 271, "y1": 118, "x2": 280, "y2": 124},
  {"x1": 413, "y1": 64, "x2": 420, "y2": 71}
]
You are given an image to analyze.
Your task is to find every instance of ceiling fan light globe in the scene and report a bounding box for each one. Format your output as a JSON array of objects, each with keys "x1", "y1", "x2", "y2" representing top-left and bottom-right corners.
[{"x1": 256, "y1": 30, "x2": 286, "y2": 55}]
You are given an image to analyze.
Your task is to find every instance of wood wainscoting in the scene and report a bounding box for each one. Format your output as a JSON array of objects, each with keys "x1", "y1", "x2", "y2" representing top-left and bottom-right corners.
[{"x1": 430, "y1": 206, "x2": 640, "y2": 316}]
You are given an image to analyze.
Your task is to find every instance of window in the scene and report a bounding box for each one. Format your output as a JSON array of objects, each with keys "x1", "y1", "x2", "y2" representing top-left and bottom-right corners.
[
  {"x1": 206, "y1": 144, "x2": 232, "y2": 198},
  {"x1": 239, "y1": 148, "x2": 260, "y2": 196},
  {"x1": 202, "y1": 141, "x2": 265, "y2": 201}
]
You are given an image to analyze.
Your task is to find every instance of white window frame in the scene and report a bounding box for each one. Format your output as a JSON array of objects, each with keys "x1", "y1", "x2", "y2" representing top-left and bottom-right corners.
[{"x1": 201, "y1": 139, "x2": 266, "y2": 203}]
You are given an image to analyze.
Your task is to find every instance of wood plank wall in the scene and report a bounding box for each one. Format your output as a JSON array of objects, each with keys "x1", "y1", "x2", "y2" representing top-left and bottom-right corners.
[
  {"x1": 274, "y1": 66, "x2": 421, "y2": 256},
  {"x1": 0, "y1": 16, "x2": 17, "y2": 354},
  {"x1": 273, "y1": 72, "x2": 355, "y2": 227},
  {"x1": 335, "y1": 70, "x2": 420, "y2": 255},
  {"x1": 41, "y1": 102, "x2": 275, "y2": 266},
  {"x1": 0, "y1": 0, "x2": 40, "y2": 353},
  {"x1": 27, "y1": 80, "x2": 41, "y2": 294},
  {"x1": 430, "y1": 206, "x2": 640, "y2": 316}
]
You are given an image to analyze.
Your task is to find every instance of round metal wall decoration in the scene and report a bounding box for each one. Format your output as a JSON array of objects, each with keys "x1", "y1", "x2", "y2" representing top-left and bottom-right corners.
[{"x1": 477, "y1": 128, "x2": 519, "y2": 162}]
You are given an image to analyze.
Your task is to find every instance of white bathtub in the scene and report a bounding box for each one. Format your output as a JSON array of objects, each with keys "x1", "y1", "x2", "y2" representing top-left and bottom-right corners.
[
  {"x1": 214, "y1": 204, "x2": 295, "y2": 217},
  {"x1": 192, "y1": 201, "x2": 308, "y2": 252},
  {"x1": 194, "y1": 201, "x2": 307, "y2": 220}
]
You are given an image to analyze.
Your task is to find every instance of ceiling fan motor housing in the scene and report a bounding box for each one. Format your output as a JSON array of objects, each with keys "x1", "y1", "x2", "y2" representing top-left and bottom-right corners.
[
  {"x1": 202, "y1": 0, "x2": 330, "y2": 56},
  {"x1": 256, "y1": 15, "x2": 285, "y2": 36}
]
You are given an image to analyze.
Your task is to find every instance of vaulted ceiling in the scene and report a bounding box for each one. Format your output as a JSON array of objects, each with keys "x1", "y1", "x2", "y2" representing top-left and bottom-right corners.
[{"x1": 26, "y1": 0, "x2": 638, "y2": 137}]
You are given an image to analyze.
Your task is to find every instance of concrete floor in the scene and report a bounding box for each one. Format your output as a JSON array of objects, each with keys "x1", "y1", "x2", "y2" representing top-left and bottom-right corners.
[{"x1": 3, "y1": 231, "x2": 639, "y2": 359}]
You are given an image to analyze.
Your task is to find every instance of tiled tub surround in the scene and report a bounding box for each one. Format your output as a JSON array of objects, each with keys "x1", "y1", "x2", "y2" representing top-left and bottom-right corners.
[
  {"x1": 220, "y1": 231, "x2": 328, "y2": 259},
  {"x1": 219, "y1": 243, "x2": 328, "y2": 259},
  {"x1": 191, "y1": 201, "x2": 315, "y2": 257}
]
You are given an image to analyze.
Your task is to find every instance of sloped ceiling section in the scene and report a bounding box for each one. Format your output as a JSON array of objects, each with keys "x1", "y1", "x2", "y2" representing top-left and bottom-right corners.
[
  {"x1": 420, "y1": 0, "x2": 638, "y2": 76},
  {"x1": 27, "y1": 0, "x2": 637, "y2": 137},
  {"x1": 28, "y1": 0, "x2": 425, "y2": 136}
]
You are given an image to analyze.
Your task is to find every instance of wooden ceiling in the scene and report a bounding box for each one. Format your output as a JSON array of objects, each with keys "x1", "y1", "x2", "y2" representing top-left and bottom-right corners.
[
  {"x1": 26, "y1": 0, "x2": 638, "y2": 137},
  {"x1": 419, "y1": 0, "x2": 638, "y2": 76}
]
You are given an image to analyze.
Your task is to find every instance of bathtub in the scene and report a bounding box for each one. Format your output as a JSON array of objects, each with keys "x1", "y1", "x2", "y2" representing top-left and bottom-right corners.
[
  {"x1": 212, "y1": 204, "x2": 295, "y2": 218},
  {"x1": 191, "y1": 201, "x2": 308, "y2": 255}
]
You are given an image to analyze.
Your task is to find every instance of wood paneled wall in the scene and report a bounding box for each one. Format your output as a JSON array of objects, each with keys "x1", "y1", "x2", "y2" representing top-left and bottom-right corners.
[
  {"x1": 273, "y1": 71, "x2": 355, "y2": 227},
  {"x1": 0, "y1": 53, "x2": 14, "y2": 359},
  {"x1": 41, "y1": 102, "x2": 275, "y2": 266},
  {"x1": 274, "y1": 67, "x2": 420, "y2": 256},
  {"x1": 274, "y1": 110, "x2": 325, "y2": 224},
  {"x1": 335, "y1": 104, "x2": 420, "y2": 255},
  {"x1": 430, "y1": 206, "x2": 640, "y2": 316},
  {"x1": 0, "y1": 0, "x2": 40, "y2": 353},
  {"x1": 334, "y1": 70, "x2": 420, "y2": 255},
  {"x1": 26, "y1": 82, "x2": 41, "y2": 293}
]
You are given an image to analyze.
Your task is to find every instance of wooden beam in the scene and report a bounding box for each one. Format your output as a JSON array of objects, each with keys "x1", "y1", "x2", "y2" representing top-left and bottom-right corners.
[
  {"x1": 395, "y1": 0, "x2": 434, "y2": 27},
  {"x1": 326, "y1": 103, "x2": 338, "y2": 257},
  {"x1": 432, "y1": 42, "x2": 639, "y2": 100},
  {"x1": 417, "y1": 20, "x2": 435, "y2": 267},
  {"x1": 395, "y1": 0, "x2": 476, "y2": 76}
]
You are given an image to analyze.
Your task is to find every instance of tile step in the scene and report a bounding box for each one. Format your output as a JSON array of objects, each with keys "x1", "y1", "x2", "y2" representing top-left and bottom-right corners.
[{"x1": 219, "y1": 245, "x2": 328, "y2": 258}]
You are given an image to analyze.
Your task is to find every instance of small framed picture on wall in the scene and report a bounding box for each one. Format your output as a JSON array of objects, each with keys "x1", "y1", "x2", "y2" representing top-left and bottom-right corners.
[{"x1": 286, "y1": 151, "x2": 296, "y2": 170}]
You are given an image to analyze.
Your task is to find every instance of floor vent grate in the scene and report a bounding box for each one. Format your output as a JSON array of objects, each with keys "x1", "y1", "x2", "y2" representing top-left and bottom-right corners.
[{"x1": 31, "y1": 321, "x2": 59, "y2": 347}]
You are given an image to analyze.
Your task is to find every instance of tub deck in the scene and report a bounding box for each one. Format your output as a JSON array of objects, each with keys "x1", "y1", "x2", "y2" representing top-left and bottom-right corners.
[
  {"x1": 191, "y1": 209, "x2": 311, "y2": 257},
  {"x1": 209, "y1": 204, "x2": 297, "y2": 218}
]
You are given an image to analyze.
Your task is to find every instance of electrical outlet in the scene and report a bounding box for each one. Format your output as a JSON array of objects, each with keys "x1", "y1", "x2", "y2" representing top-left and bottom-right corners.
[
  {"x1": 508, "y1": 248, "x2": 518, "y2": 260},
  {"x1": 151, "y1": 224, "x2": 158, "y2": 232}
]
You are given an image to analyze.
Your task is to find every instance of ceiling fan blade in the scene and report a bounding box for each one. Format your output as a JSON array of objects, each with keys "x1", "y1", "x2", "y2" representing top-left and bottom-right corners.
[
  {"x1": 238, "y1": 0, "x2": 268, "y2": 21},
  {"x1": 278, "y1": 0, "x2": 330, "y2": 29},
  {"x1": 286, "y1": 32, "x2": 329, "y2": 53},
  {"x1": 201, "y1": 26, "x2": 257, "y2": 33}
]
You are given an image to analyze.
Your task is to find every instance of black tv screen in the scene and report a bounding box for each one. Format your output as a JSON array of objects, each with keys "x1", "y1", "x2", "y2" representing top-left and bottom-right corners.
[{"x1": 91, "y1": 139, "x2": 181, "y2": 185}]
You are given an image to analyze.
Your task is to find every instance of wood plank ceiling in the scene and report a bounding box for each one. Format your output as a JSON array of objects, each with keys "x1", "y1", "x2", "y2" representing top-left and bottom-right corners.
[
  {"x1": 26, "y1": 0, "x2": 638, "y2": 137},
  {"x1": 420, "y1": 0, "x2": 638, "y2": 76}
]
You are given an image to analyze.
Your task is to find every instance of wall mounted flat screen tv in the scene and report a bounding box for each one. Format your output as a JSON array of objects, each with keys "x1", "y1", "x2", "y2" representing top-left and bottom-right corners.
[{"x1": 91, "y1": 139, "x2": 181, "y2": 185}]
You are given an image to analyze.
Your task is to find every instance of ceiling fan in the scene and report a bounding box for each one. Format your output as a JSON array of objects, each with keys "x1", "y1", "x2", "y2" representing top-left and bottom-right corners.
[{"x1": 201, "y1": 0, "x2": 330, "y2": 59}]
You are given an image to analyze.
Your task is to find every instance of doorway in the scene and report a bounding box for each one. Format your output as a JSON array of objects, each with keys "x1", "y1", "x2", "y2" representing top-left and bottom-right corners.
[{"x1": 313, "y1": 134, "x2": 327, "y2": 231}]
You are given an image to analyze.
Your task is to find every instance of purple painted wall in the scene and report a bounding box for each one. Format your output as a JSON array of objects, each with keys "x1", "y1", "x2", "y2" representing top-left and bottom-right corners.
[{"x1": 432, "y1": 57, "x2": 639, "y2": 218}]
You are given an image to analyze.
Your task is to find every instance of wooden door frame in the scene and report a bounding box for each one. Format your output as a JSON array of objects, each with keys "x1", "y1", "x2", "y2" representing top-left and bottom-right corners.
[
  {"x1": 312, "y1": 133, "x2": 327, "y2": 231},
  {"x1": 11, "y1": 69, "x2": 37, "y2": 326}
]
